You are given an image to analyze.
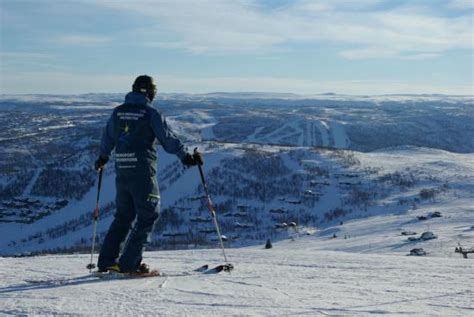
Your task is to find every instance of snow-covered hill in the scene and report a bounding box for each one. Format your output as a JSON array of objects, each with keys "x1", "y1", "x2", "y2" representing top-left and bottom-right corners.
[
  {"x1": 0, "y1": 93, "x2": 473, "y2": 258},
  {"x1": 1, "y1": 143, "x2": 473, "y2": 258}
]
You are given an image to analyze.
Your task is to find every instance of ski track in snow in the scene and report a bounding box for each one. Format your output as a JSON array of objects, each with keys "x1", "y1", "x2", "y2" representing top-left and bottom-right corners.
[
  {"x1": 1, "y1": 239, "x2": 472, "y2": 316},
  {"x1": 313, "y1": 120, "x2": 329, "y2": 147},
  {"x1": 246, "y1": 126, "x2": 265, "y2": 143},
  {"x1": 201, "y1": 124, "x2": 216, "y2": 140},
  {"x1": 239, "y1": 119, "x2": 346, "y2": 149},
  {"x1": 265, "y1": 121, "x2": 301, "y2": 143},
  {"x1": 21, "y1": 168, "x2": 42, "y2": 196},
  {"x1": 329, "y1": 121, "x2": 349, "y2": 149}
]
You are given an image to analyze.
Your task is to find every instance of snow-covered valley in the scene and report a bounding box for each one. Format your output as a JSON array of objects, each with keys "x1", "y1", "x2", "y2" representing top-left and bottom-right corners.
[{"x1": 0, "y1": 93, "x2": 472, "y2": 315}]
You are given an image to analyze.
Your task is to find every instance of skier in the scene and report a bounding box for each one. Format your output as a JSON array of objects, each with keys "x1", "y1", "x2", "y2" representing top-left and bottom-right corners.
[{"x1": 94, "y1": 75, "x2": 203, "y2": 274}]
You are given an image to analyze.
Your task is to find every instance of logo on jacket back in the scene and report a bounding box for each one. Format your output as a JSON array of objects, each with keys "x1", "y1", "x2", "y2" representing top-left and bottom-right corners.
[
  {"x1": 118, "y1": 123, "x2": 131, "y2": 145},
  {"x1": 121, "y1": 123, "x2": 130, "y2": 134}
]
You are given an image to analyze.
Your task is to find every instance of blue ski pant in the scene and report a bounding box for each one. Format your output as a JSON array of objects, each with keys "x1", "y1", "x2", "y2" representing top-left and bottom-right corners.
[{"x1": 98, "y1": 175, "x2": 160, "y2": 272}]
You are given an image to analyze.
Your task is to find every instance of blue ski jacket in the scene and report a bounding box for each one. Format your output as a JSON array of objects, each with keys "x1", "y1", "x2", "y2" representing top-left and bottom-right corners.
[{"x1": 99, "y1": 92, "x2": 188, "y2": 176}]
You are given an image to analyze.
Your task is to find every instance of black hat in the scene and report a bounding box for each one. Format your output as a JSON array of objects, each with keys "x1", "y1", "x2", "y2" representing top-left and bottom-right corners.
[{"x1": 132, "y1": 75, "x2": 157, "y2": 101}]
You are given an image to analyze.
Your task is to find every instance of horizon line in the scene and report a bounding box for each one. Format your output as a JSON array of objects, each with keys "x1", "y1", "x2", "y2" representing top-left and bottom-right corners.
[{"x1": 1, "y1": 91, "x2": 473, "y2": 98}]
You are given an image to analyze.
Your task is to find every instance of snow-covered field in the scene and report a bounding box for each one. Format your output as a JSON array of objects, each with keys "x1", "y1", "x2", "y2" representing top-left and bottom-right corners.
[{"x1": 1, "y1": 235, "x2": 472, "y2": 316}]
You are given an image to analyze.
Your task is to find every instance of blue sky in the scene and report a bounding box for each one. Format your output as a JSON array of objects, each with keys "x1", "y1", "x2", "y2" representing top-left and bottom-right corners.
[{"x1": 0, "y1": 0, "x2": 473, "y2": 95}]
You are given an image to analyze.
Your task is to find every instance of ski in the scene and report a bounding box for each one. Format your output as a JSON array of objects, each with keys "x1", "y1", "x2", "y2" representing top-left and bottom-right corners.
[
  {"x1": 172, "y1": 263, "x2": 234, "y2": 275},
  {"x1": 205, "y1": 263, "x2": 234, "y2": 274},
  {"x1": 194, "y1": 264, "x2": 209, "y2": 272},
  {"x1": 90, "y1": 263, "x2": 233, "y2": 279},
  {"x1": 190, "y1": 263, "x2": 234, "y2": 274},
  {"x1": 92, "y1": 270, "x2": 162, "y2": 279},
  {"x1": 165, "y1": 264, "x2": 234, "y2": 276}
]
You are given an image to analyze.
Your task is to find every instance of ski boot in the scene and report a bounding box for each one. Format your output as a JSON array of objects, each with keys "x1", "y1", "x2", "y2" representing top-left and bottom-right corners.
[
  {"x1": 98, "y1": 263, "x2": 121, "y2": 273},
  {"x1": 137, "y1": 263, "x2": 150, "y2": 274}
]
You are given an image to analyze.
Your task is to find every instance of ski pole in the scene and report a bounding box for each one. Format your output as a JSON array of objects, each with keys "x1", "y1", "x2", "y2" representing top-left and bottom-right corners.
[
  {"x1": 194, "y1": 148, "x2": 232, "y2": 271},
  {"x1": 86, "y1": 168, "x2": 103, "y2": 272}
]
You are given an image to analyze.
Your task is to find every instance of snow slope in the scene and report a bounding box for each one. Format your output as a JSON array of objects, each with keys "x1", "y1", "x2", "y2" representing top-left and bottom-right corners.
[
  {"x1": 1, "y1": 236, "x2": 472, "y2": 316},
  {"x1": 2, "y1": 145, "x2": 473, "y2": 258}
]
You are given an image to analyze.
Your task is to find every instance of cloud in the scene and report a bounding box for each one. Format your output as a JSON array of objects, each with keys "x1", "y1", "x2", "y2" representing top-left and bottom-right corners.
[
  {"x1": 83, "y1": 0, "x2": 473, "y2": 59},
  {"x1": 0, "y1": 52, "x2": 53, "y2": 60},
  {"x1": 88, "y1": 0, "x2": 287, "y2": 53},
  {"x1": 448, "y1": 0, "x2": 474, "y2": 10},
  {"x1": 0, "y1": 52, "x2": 63, "y2": 71},
  {"x1": 0, "y1": 71, "x2": 131, "y2": 94},
  {"x1": 145, "y1": 41, "x2": 187, "y2": 50},
  {"x1": 338, "y1": 47, "x2": 399, "y2": 60},
  {"x1": 53, "y1": 34, "x2": 112, "y2": 46},
  {"x1": 340, "y1": 47, "x2": 441, "y2": 60}
]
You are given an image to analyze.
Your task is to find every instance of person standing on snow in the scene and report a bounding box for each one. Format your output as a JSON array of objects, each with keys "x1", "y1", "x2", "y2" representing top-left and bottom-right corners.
[{"x1": 94, "y1": 75, "x2": 203, "y2": 273}]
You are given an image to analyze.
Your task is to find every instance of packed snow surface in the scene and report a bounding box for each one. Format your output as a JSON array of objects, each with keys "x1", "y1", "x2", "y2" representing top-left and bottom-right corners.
[{"x1": 1, "y1": 236, "x2": 472, "y2": 316}]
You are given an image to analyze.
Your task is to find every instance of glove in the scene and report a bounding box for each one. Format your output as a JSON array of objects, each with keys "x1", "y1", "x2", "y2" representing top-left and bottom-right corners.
[
  {"x1": 193, "y1": 151, "x2": 204, "y2": 166},
  {"x1": 94, "y1": 156, "x2": 108, "y2": 171},
  {"x1": 181, "y1": 151, "x2": 204, "y2": 167}
]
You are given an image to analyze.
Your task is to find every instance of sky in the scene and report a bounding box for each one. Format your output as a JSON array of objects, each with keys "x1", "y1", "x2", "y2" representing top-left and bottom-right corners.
[{"x1": 0, "y1": 0, "x2": 473, "y2": 95}]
